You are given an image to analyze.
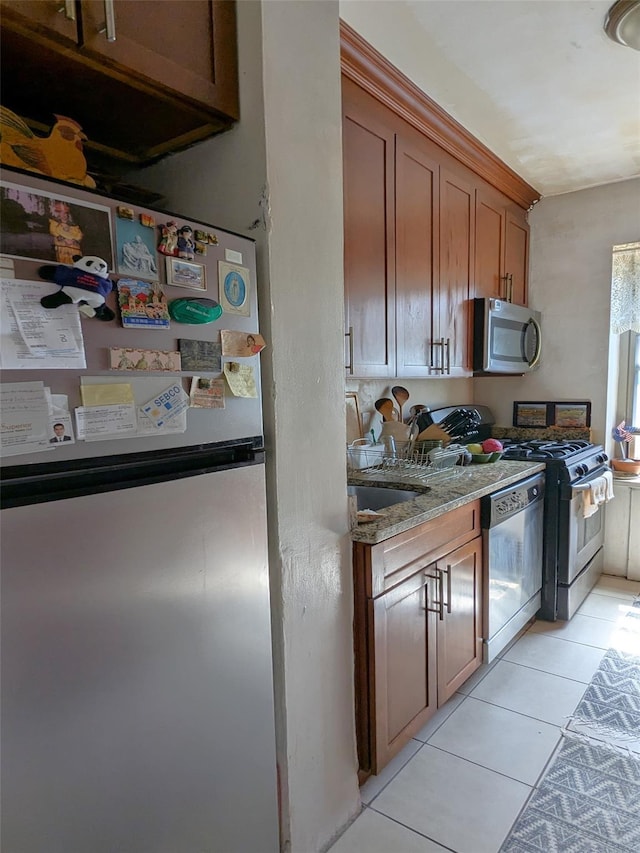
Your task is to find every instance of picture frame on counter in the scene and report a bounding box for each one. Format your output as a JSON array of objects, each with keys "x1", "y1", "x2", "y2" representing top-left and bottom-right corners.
[{"x1": 513, "y1": 401, "x2": 591, "y2": 428}]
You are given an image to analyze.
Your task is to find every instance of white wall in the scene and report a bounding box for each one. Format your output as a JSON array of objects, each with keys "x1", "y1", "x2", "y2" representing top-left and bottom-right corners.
[
  {"x1": 137, "y1": 2, "x2": 360, "y2": 851},
  {"x1": 474, "y1": 178, "x2": 640, "y2": 447}
]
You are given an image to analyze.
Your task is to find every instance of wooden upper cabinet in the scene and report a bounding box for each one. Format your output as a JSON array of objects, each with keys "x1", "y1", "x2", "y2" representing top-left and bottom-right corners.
[
  {"x1": 0, "y1": 0, "x2": 239, "y2": 168},
  {"x1": 0, "y1": 0, "x2": 80, "y2": 43},
  {"x1": 80, "y1": 1, "x2": 238, "y2": 121},
  {"x1": 475, "y1": 186, "x2": 530, "y2": 305},
  {"x1": 504, "y1": 209, "x2": 529, "y2": 306},
  {"x1": 395, "y1": 130, "x2": 439, "y2": 378},
  {"x1": 438, "y1": 165, "x2": 475, "y2": 377},
  {"x1": 343, "y1": 80, "x2": 396, "y2": 378}
]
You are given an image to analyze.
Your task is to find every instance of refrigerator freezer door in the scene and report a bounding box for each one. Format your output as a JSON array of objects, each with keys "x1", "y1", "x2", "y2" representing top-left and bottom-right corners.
[
  {"x1": 1, "y1": 464, "x2": 279, "y2": 852},
  {"x1": 0, "y1": 168, "x2": 262, "y2": 462}
]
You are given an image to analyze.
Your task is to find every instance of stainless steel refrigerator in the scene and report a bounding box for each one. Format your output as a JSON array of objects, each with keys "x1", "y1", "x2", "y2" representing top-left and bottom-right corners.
[{"x1": 0, "y1": 168, "x2": 279, "y2": 852}]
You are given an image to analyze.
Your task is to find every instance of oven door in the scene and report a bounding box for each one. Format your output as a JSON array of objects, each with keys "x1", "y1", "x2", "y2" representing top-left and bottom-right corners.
[{"x1": 559, "y1": 468, "x2": 607, "y2": 586}]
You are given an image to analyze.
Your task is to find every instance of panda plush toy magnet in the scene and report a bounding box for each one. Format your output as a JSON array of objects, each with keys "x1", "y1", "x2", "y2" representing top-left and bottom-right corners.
[{"x1": 39, "y1": 255, "x2": 115, "y2": 321}]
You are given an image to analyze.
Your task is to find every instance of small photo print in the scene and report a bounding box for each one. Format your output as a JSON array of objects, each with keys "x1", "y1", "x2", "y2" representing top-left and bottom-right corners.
[
  {"x1": 166, "y1": 257, "x2": 207, "y2": 291},
  {"x1": 115, "y1": 217, "x2": 159, "y2": 280},
  {"x1": 554, "y1": 403, "x2": 591, "y2": 428},
  {"x1": 49, "y1": 415, "x2": 75, "y2": 445},
  {"x1": 117, "y1": 280, "x2": 170, "y2": 328},
  {"x1": 110, "y1": 347, "x2": 181, "y2": 372},
  {"x1": 218, "y1": 261, "x2": 250, "y2": 316},
  {"x1": 513, "y1": 402, "x2": 548, "y2": 428},
  {"x1": 190, "y1": 376, "x2": 225, "y2": 408}
]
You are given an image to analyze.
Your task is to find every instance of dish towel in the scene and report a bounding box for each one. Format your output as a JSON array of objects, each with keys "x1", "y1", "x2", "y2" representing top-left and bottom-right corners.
[{"x1": 582, "y1": 470, "x2": 614, "y2": 518}]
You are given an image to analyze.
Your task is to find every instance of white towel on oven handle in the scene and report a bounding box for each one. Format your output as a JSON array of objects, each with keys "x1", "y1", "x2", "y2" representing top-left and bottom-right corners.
[{"x1": 582, "y1": 470, "x2": 614, "y2": 518}]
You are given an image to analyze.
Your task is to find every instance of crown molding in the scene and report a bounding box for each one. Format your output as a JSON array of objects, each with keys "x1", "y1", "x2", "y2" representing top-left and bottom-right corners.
[{"x1": 340, "y1": 20, "x2": 540, "y2": 210}]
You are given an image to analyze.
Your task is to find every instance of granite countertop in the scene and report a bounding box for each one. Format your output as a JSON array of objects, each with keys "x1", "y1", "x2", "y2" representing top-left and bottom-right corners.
[{"x1": 349, "y1": 459, "x2": 545, "y2": 544}]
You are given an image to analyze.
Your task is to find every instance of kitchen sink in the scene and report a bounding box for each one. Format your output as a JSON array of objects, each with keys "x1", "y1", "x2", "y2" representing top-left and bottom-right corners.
[{"x1": 348, "y1": 485, "x2": 423, "y2": 511}]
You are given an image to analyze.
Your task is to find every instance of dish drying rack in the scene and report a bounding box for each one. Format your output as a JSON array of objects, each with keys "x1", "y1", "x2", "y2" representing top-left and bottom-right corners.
[{"x1": 347, "y1": 440, "x2": 466, "y2": 486}]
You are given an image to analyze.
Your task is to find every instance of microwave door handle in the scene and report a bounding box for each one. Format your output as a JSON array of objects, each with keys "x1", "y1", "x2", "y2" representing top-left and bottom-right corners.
[{"x1": 525, "y1": 317, "x2": 542, "y2": 367}]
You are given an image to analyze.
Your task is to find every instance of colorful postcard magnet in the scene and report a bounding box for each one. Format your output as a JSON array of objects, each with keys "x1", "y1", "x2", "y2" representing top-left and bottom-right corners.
[
  {"x1": 81, "y1": 383, "x2": 134, "y2": 406},
  {"x1": 115, "y1": 217, "x2": 159, "y2": 280},
  {"x1": 169, "y1": 298, "x2": 222, "y2": 324},
  {"x1": 218, "y1": 262, "x2": 250, "y2": 316},
  {"x1": 110, "y1": 347, "x2": 181, "y2": 372},
  {"x1": 117, "y1": 280, "x2": 169, "y2": 329},
  {"x1": 140, "y1": 382, "x2": 189, "y2": 428},
  {"x1": 178, "y1": 339, "x2": 221, "y2": 372},
  {"x1": 223, "y1": 362, "x2": 258, "y2": 398},
  {"x1": 220, "y1": 329, "x2": 265, "y2": 357},
  {"x1": 166, "y1": 257, "x2": 206, "y2": 290},
  {"x1": 190, "y1": 377, "x2": 225, "y2": 409},
  {"x1": 0, "y1": 180, "x2": 113, "y2": 266}
]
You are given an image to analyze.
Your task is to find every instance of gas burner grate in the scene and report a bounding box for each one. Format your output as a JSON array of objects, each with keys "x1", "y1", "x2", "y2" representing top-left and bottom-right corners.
[{"x1": 502, "y1": 440, "x2": 595, "y2": 461}]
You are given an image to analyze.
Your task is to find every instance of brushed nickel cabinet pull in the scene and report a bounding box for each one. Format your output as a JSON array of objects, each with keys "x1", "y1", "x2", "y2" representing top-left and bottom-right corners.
[
  {"x1": 345, "y1": 326, "x2": 354, "y2": 373},
  {"x1": 445, "y1": 338, "x2": 451, "y2": 375},
  {"x1": 443, "y1": 564, "x2": 452, "y2": 614},
  {"x1": 99, "y1": 0, "x2": 117, "y2": 41},
  {"x1": 424, "y1": 570, "x2": 445, "y2": 619},
  {"x1": 59, "y1": 1, "x2": 76, "y2": 21}
]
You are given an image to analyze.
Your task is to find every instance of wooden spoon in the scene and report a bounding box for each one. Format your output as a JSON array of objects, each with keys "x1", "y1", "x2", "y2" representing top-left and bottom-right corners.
[
  {"x1": 391, "y1": 386, "x2": 409, "y2": 422},
  {"x1": 375, "y1": 397, "x2": 395, "y2": 422}
]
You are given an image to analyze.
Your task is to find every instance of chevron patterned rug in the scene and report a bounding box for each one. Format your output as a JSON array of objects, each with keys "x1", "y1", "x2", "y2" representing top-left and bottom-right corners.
[{"x1": 501, "y1": 595, "x2": 640, "y2": 853}]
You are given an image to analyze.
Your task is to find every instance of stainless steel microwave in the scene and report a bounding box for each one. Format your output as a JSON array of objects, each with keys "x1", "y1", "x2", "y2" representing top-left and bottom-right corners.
[{"x1": 473, "y1": 298, "x2": 542, "y2": 374}]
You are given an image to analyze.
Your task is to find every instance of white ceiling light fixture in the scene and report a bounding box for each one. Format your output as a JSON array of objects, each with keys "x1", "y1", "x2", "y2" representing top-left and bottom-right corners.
[{"x1": 605, "y1": 0, "x2": 640, "y2": 50}]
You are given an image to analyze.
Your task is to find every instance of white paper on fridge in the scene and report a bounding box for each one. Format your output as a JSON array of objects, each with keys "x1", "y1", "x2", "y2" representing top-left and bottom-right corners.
[
  {"x1": 0, "y1": 278, "x2": 86, "y2": 369},
  {"x1": 0, "y1": 380, "x2": 50, "y2": 456},
  {"x1": 139, "y1": 382, "x2": 189, "y2": 428},
  {"x1": 75, "y1": 404, "x2": 138, "y2": 440}
]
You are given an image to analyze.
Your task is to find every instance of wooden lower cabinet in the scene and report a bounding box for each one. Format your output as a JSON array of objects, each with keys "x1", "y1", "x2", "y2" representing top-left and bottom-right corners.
[{"x1": 353, "y1": 504, "x2": 483, "y2": 778}]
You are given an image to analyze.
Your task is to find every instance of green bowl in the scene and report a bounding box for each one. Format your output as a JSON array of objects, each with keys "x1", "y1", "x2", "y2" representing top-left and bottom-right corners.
[
  {"x1": 489, "y1": 451, "x2": 503, "y2": 462},
  {"x1": 471, "y1": 453, "x2": 493, "y2": 464}
]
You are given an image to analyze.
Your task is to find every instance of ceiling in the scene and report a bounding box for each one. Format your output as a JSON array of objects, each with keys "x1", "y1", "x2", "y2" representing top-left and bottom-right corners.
[{"x1": 339, "y1": 0, "x2": 640, "y2": 197}]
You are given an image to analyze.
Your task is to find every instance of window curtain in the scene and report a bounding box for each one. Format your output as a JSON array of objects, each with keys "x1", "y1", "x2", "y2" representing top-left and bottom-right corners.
[{"x1": 611, "y1": 242, "x2": 640, "y2": 333}]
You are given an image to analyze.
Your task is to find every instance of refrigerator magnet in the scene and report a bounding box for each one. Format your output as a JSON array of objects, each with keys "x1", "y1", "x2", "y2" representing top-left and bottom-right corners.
[
  {"x1": 169, "y1": 298, "x2": 222, "y2": 324},
  {"x1": 218, "y1": 262, "x2": 250, "y2": 316},
  {"x1": 178, "y1": 339, "x2": 221, "y2": 372},
  {"x1": 115, "y1": 218, "x2": 159, "y2": 281},
  {"x1": 220, "y1": 329, "x2": 265, "y2": 357}
]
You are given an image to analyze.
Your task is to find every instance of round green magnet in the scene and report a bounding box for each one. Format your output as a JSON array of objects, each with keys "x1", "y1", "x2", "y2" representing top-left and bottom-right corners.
[{"x1": 169, "y1": 298, "x2": 223, "y2": 324}]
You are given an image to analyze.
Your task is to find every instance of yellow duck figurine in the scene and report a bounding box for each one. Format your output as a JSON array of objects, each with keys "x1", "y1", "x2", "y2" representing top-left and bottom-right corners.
[{"x1": 0, "y1": 106, "x2": 96, "y2": 188}]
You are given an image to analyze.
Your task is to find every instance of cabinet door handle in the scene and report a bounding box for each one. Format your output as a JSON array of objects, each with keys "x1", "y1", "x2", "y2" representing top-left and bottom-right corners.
[
  {"x1": 430, "y1": 339, "x2": 445, "y2": 374},
  {"x1": 345, "y1": 326, "x2": 354, "y2": 374},
  {"x1": 507, "y1": 273, "x2": 514, "y2": 303},
  {"x1": 424, "y1": 570, "x2": 445, "y2": 620},
  {"x1": 445, "y1": 338, "x2": 451, "y2": 375},
  {"x1": 443, "y1": 564, "x2": 452, "y2": 614},
  {"x1": 59, "y1": 1, "x2": 76, "y2": 21},
  {"x1": 99, "y1": 0, "x2": 117, "y2": 41}
]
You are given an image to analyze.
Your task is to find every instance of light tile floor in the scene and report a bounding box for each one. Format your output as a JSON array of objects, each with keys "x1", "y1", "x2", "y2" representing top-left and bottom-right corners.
[{"x1": 328, "y1": 574, "x2": 640, "y2": 853}]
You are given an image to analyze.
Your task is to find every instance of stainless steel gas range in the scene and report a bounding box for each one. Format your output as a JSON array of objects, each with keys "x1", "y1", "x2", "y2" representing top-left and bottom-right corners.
[{"x1": 501, "y1": 440, "x2": 610, "y2": 621}]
